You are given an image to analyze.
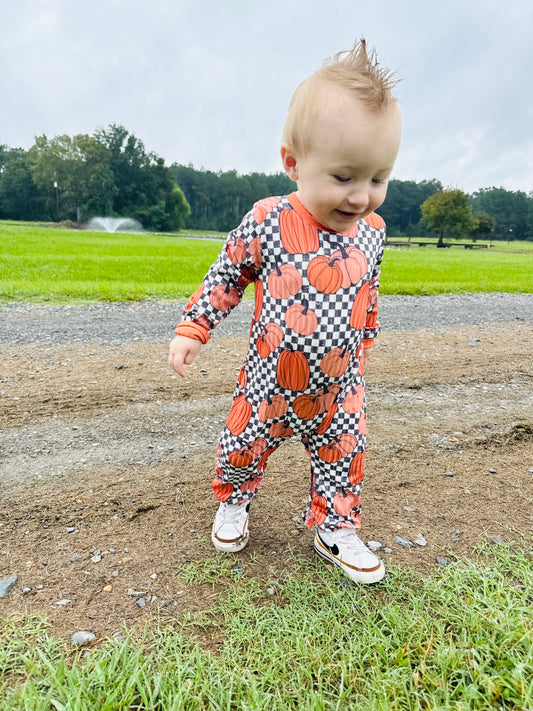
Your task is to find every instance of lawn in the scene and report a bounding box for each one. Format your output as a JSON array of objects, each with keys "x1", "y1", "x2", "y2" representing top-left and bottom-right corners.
[
  {"x1": 1, "y1": 222, "x2": 532, "y2": 303},
  {"x1": 1, "y1": 544, "x2": 531, "y2": 709}
]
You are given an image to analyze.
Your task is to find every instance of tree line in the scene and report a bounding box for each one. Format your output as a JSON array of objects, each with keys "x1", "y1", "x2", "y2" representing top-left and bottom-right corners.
[
  {"x1": 0, "y1": 125, "x2": 190, "y2": 231},
  {"x1": 1, "y1": 125, "x2": 532, "y2": 240}
]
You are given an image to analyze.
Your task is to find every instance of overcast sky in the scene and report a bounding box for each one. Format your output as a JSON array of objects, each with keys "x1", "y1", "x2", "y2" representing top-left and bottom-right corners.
[{"x1": 2, "y1": 0, "x2": 532, "y2": 194}]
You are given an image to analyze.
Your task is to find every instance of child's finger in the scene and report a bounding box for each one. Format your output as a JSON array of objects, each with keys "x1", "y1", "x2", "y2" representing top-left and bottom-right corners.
[{"x1": 169, "y1": 351, "x2": 187, "y2": 378}]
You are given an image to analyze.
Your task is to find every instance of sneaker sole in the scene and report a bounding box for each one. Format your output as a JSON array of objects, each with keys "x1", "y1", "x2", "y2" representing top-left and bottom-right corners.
[
  {"x1": 314, "y1": 535, "x2": 385, "y2": 584},
  {"x1": 211, "y1": 524, "x2": 250, "y2": 553}
]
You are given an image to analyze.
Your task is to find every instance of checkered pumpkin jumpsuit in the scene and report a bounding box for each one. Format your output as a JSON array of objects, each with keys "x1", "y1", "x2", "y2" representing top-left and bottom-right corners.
[{"x1": 175, "y1": 193, "x2": 385, "y2": 531}]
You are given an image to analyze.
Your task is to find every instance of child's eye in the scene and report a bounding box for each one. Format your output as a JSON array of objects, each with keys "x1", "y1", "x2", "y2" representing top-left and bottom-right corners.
[
  {"x1": 333, "y1": 175, "x2": 350, "y2": 183},
  {"x1": 372, "y1": 177, "x2": 387, "y2": 185}
]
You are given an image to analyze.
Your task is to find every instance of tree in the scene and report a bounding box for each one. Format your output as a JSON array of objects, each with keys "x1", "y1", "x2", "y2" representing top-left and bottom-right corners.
[
  {"x1": 470, "y1": 187, "x2": 530, "y2": 241},
  {"x1": 28, "y1": 133, "x2": 115, "y2": 221},
  {"x1": 0, "y1": 147, "x2": 43, "y2": 220},
  {"x1": 470, "y1": 211, "x2": 496, "y2": 241},
  {"x1": 421, "y1": 189, "x2": 478, "y2": 246}
]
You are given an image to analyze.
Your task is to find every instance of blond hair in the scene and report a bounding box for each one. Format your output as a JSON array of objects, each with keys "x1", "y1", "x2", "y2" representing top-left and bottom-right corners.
[{"x1": 283, "y1": 39, "x2": 399, "y2": 157}]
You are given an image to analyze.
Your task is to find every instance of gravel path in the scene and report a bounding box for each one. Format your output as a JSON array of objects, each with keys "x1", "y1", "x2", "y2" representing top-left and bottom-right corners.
[{"x1": 1, "y1": 293, "x2": 532, "y2": 346}]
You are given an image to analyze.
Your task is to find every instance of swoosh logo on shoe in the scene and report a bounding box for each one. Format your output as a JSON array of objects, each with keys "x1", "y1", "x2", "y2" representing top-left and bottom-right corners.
[{"x1": 317, "y1": 531, "x2": 339, "y2": 556}]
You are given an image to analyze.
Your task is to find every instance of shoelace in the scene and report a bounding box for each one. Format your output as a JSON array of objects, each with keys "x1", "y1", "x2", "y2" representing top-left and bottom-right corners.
[
  {"x1": 332, "y1": 529, "x2": 368, "y2": 552},
  {"x1": 220, "y1": 504, "x2": 246, "y2": 522}
]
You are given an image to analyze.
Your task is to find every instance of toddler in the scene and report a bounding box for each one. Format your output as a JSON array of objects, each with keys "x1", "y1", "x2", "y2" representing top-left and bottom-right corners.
[{"x1": 169, "y1": 40, "x2": 401, "y2": 584}]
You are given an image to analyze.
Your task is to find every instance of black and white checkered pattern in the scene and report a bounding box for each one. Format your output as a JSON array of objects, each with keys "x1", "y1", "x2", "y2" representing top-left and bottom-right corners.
[{"x1": 184, "y1": 195, "x2": 385, "y2": 531}]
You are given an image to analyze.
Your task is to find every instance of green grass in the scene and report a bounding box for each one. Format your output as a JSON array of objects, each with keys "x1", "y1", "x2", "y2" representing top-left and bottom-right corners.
[
  {"x1": 0, "y1": 223, "x2": 224, "y2": 303},
  {"x1": 380, "y1": 248, "x2": 533, "y2": 295},
  {"x1": 1, "y1": 222, "x2": 532, "y2": 303},
  {"x1": 1, "y1": 543, "x2": 531, "y2": 709}
]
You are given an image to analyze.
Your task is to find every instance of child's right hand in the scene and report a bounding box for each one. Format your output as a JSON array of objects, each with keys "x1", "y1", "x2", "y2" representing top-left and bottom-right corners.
[{"x1": 168, "y1": 335, "x2": 202, "y2": 378}]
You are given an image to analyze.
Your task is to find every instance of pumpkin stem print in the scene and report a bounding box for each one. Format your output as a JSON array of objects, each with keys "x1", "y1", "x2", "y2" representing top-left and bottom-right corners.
[
  {"x1": 210, "y1": 283, "x2": 240, "y2": 312},
  {"x1": 267, "y1": 264, "x2": 302, "y2": 300},
  {"x1": 284, "y1": 300, "x2": 318, "y2": 336},
  {"x1": 329, "y1": 246, "x2": 368, "y2": 289},
  {"x1": 256, "y1": 322, "x2": 284, "y2": 358}
]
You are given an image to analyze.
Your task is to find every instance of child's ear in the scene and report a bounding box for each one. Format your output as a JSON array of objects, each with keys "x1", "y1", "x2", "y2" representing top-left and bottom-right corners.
[{"x1": 281, "y1": 144, "x2": 298, "y2": 181}]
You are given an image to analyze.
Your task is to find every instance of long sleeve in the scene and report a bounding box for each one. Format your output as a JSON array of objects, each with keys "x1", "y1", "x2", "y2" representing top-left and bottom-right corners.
[
  {"x1": 175, "y1": 208, "x2": 263, "y2": 342},
  {"x1": 362, "y1": 230, "x2": 384, "y2": 348}
]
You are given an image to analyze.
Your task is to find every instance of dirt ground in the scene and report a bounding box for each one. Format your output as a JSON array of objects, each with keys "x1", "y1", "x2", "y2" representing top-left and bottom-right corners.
[{"x1": 1, "y1": 322, "x2": 532, "y2": 642}]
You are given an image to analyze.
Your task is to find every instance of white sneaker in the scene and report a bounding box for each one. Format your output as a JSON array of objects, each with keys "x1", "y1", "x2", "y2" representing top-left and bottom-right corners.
[
  {"x1": 314, "y1": 527, "x2": 385, "y2": 584},
  {"x1": 211, "y1": 502, "x2": 250, "y2": 552}
]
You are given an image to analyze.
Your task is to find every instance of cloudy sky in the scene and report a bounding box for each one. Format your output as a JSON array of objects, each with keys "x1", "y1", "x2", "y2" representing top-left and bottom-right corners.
[{"x1": 2, "y1": 0, "x2": 532, "y2": 194}]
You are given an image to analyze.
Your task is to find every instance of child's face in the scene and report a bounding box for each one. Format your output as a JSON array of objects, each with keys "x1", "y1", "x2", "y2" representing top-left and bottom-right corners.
[{"x1": 281, "y1": 90, "x2": 402, "y2": 233}]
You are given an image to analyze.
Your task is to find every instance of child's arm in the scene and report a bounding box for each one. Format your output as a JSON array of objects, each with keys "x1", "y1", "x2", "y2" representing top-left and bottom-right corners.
[
  {"x1": 168, "y1": 335, "x2": 202, "y2": 378},
  {"x1": 175, "y1": 206, "x2": 263, "y2": 343}
]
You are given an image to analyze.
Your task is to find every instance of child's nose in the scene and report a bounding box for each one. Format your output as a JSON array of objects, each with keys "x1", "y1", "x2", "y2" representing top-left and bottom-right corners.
[{"x1": 346, "y1": 185, "x2": 369, "y2": 210}]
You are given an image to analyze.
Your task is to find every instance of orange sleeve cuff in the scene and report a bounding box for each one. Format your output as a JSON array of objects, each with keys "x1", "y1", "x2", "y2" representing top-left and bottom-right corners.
[
  {"x1": 175, "y1": 320, "x2": 210, "y2": 344},
  {"x1": 363, "y1": 338, "x2": 374, "y2": 349}
]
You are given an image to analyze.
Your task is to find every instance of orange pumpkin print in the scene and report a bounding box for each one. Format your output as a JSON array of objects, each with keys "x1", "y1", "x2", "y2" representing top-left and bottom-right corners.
[
  {"x1": 310, "y1": 493, "x2": 328, "y2": 526},
  {"x1": 320, "y1": 347, "x2": 351, "y2": 378},
  {"x1": 240, "y1": 476, "x2": 263, "y2": 494},
  {"x1": 257, "y1": 445, "x2": 277, "y2": 473},
  {"x1": 226, "y1": 236, "x2": 246, "y2": 265},
  {"x1": 365, "y1": 304, "x2": 378, "y2": 330},
  {"x1": 254, "y1": 279, "x2": 263, "y2": 320},
  {"x1": 184, "y1": 283, "x2": 204, "y2": 312},
  {"x1": 318, "y1": 383, "x2": 340, "y2": 412},
  {"x1": 210, "y1": 284, "x2": 240, "y2": 311},
  {"x1": 293, "y1": 392, "x2": 323, "y2": 421},
  {"x1": 334, "y1": 432, "x2": 358, "y2": 455},
  {"x1": 364, "y1": 212, "x2": 385, "y2": 229},
  {"x1": 212, "y1": 479, "x2": 234, "y2": 502},
  {"x1": 350, "y1": 281, "x2": 370, "y2": 330},
  {"x1": 238, "y1": 266, "x2": 255, "y2": 290},
  {"x1": 249, "y1": 237, "x2": 262, "y2": 270},
  {"x1": 333, "y1": 489, "x2": 361, "y2": 517},
  {"x1": 228, "y1": 448, "x2": 254, "y2": 468},
  {"x1": 330, "y1": 246, "x2": 368, "y2": 288},
  {"x1": 226, "y1": 395, "x2": 252, "y2": 436},
  {"x1": 253, "y1": 196, "x2": 280, "y2": 224},
  {"x1": 237, "y1": 367, "x2": 247, "y2": 390},
  {"x1": 349, "y1": 452, "x2": 365, "y2": 486},
  {"x1": 269, "y1": 421, "x2": 294, "y2": 438},
  {"x1": 307, "y1": 255, "x2": 343, "y2": 294},
  {"x1": 284, "y1": 301, "x2": 318, "y2": 336},
  {"x1": 342, "y1": 385, "x2": 364, "y2": 414},
  {"x1": 280, "y1": 209, "x2": 319, "y2": 254},
  {"x1": 249, "y1": 437, "x2": 268, "y2": 458},
  {"x1": 315, "y1": 402, "x2": 337, "y2": 435},
  {"x1": 317, "y1": 433, "x2": 358, "y2": 463},
  {"x1": 267, "y1": 264, "x2": 302, "y2": 300},
  {"x1": 256, "y1": 322, "x2": 284, "y2": 358},
  {"x1": 258, "y1": 394, "x2": 288, "y2": 422},
  {"x1": 276, "y1": 349, "x2": 310, "y2": 391}
]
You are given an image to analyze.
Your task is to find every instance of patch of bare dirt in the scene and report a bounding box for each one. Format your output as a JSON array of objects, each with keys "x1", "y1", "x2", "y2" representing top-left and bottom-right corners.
[{"x1": 1, "y1": 323, "x2": 532, "y2": 641}]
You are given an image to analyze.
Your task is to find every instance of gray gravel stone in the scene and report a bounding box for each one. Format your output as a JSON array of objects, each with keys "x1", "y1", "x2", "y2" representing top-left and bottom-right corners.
[
  {"x1": 367, "y1": 540, "x2": 382, "y2": 551},
  {"x1": 0, "y1": 574, "x2": 18, "y2": 598},
  {"x1": 395, "y1": 536, "x2": 413, "y2": 548},
  {"x1": 1, "y1": 294, "x2": 531, "y2": 347},
  {"x1": 71, "y1": 631, "x2": 96, "y2": 646}
]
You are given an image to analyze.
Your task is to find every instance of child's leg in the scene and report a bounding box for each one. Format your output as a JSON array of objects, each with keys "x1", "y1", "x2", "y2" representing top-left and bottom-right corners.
[
  {"x1": 303, "y1": 407, "x2": 366, "y2": 531},
  {"x1": 302, "y1": 399, "x2": 385, "y2": 583}
]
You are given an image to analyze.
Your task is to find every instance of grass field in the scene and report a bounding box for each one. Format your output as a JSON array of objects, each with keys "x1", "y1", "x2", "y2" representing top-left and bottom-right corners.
[
  {"x1": 1, "y1": 544, "x2": 531, "y2": 709},
  {"x1": 1, "y1": 222, "x2": 532, "y2": 303}
]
